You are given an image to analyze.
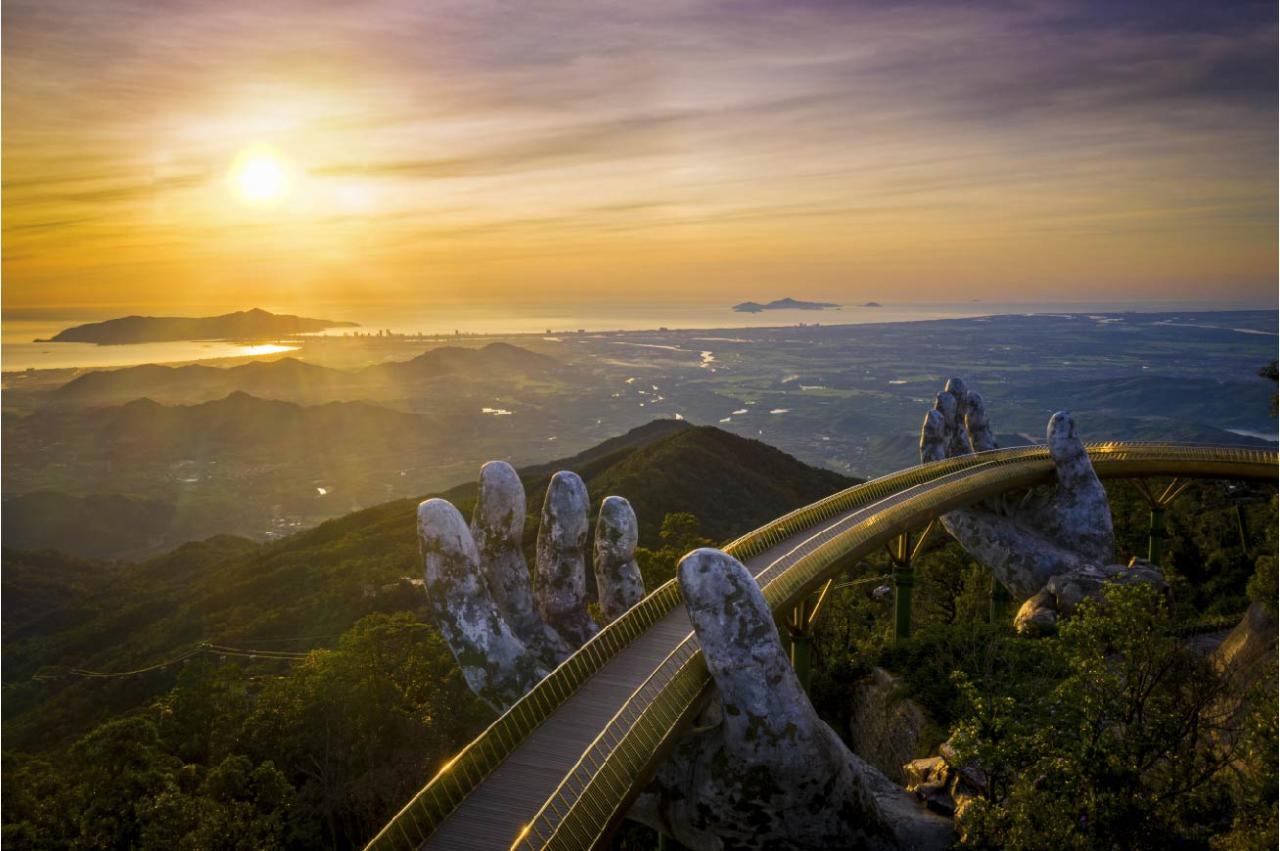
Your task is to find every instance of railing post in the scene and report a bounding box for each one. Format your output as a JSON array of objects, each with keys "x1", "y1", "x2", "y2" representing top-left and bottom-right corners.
[{"x1": 989, "y1": 576, "x2": 1011, "y2": 624}]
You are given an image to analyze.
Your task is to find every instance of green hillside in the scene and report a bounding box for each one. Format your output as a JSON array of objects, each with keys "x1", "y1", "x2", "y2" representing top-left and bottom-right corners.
[
  {"x1": 2, "y1": 422, "x2": 1274, "y2": 850},
  {"x1": 2, "y1": 421, "x2": 852, "y2": 746},
  {"x1": 1, "y1": 421, "x2": 855, "y2": 848}
]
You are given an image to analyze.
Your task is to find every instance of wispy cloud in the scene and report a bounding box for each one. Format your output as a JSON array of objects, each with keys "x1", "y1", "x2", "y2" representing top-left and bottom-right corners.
[{"x1": 3, "y1": 0, "x2": 1275, "y2": 307}]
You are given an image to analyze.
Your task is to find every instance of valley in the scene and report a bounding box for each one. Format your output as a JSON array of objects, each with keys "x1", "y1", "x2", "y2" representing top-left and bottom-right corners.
[{"x1": 3, "y1": 310, "x2": 1275, "y2": 558}]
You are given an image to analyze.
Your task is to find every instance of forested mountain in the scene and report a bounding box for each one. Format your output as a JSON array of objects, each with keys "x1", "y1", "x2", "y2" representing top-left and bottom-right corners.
[
  {"x1": 2, "y1": 421, "x2": 852, "y2": 745},
  {"x1": 40, "y1": 308, "x2": 357, "y2": 345},
  {"x1": 48, "y1": 342, "x2": 563, "y2": 406},
  {"x1": 51, "y1": 358, "x2": 361, "y2": 405},
  {"x1": 3, "y1": 423, "x2": 1274, "y2": 850},
  {"x1": 3, "y1": 380, "x2": 572, "y2": 555},
  {"x1": 1, "y1": 421, "x2": 856, "y2": 848}
]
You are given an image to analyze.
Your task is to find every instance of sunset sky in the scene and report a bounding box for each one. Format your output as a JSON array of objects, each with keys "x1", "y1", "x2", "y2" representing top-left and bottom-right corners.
[{"x1": 4, "y1": 0, "x2": 1276, "y2": 312}]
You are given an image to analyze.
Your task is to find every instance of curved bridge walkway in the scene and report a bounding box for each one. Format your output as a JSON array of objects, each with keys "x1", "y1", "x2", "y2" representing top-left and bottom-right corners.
[{"x1": 367, "y1": 443, "x2": 1277, "y2": 851}]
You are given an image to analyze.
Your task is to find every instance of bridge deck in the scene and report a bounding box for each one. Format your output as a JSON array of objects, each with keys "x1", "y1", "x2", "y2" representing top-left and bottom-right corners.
[{"x1": 424, "y1": 534, "x2": 807, "y2": 850}]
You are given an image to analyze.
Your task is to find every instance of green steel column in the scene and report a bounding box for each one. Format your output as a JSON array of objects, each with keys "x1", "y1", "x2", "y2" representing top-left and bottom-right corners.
[
  {"x1": 790, "y1": 631, "x2": 813, "y2": 693},
  {"x1": 1235, "y1": 503, "x2": 1249, "y2": 555},
  {"x1": 893, "y1": 566, "x2": 914, "y2": 639},
  {"x1": 1148, "y1": 506, "x2": 1166, "y2": 565},
  {"x1": 989, "y1": 576, "x2": 1012, "y2": 624}
]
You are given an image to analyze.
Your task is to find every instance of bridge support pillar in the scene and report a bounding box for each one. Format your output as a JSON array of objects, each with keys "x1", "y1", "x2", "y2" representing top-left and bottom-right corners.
[
  {"x1": 1148, "y1": 507, "x2": 1166, "y2": 565},
  {"x1": 1134, "y1": 478, "x2": 1191, "y2": 568},
  {"x1": 785, "y1": 579, "x2": 834, "y2": 694},
  {"x1": 789, "y1": 633, "x2": 813, "y2": 693},
  {"x1": 1235, "y1": 503, "x2": 1250, "y2": 556},
  {"x1": 886, "y1": 520, "x2": 938, "y2": 641},
  {"x1": 893, "y1": 567, "x2": 913, "y2": 640},
  {"x1": 989, "y1": 576, "x2": 1011, "y2": 624}
]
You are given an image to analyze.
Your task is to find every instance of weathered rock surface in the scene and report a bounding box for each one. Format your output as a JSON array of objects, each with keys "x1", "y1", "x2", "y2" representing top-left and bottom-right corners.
[
  {"x1": 418, "y1": 498, "x2": 546, "y2": 710},
  {"x1": 919, "y1": 379, "x2": 1171, "y2": 637},
  {"x1": 1014, "y1": 557, "x2": 1168, "y2": 635},
  {"x1": 903, "y1": 740, "x2": 986, "y2": 819},
  {"x1": 535, "y1": 471, "x2": 599, "y2": 647},
  {"x1": 848, "y1": 667, "x2": 930, "y2": 783},
  {"x1": 1212, "y1": 601, "x2": 1278, "y2": 685},
  {"x1": 593, "y1": 495, "x2": 644, "y2": 621},
  {"x1": 471, "y1": 461, "x2": 571, "y2": 667},
  {"x1": 631, "y1": 549, "x2": 953, "y2": 851},
  {"x1": 922, "y1": 394, "x2": 1116, "y2": 600}
]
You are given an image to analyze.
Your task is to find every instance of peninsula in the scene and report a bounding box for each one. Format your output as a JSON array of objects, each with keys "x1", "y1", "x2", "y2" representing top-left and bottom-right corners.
[{"x1": 39, "y1": 308, "x2": 359, "y2": 345}]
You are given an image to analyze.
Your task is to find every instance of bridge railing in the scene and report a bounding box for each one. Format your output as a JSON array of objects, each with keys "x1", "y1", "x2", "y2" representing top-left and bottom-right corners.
[
  {"x1": 368, "y1": 442, "x2": 1277, "y2": 850},
  {"x1": 509, "y1": 442, "x2": 1279, "y2": 850},
  {"x1": 365, "y1": 447, "x2": 1021, "y2": 849}
]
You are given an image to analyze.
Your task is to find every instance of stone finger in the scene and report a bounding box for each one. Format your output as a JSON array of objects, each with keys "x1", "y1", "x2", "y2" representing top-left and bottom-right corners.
[
  {"x1": 920, "y1": 409, "x2": 947, "y2": 463},
  {"x1": 419, "y1": 498, "x2": 546, "y2": 711},
  {"x1": 944, "y1": 378, "x2": 973, "y2": 455},
  {"x1": 535, "y1": 471, "x2": 599, "y2": 647},
  {"x1": 593, "y1": 496, "x2": 645, "y2": 621},
  {"x1": 472, "y1": 461, "x2": 571, "y2": 667},
  {"x1": 965, "y1": 391, "x2": 998, "y2": 452}
]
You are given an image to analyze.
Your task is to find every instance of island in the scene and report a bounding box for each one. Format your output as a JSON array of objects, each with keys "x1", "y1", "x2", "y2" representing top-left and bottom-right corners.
[
  {"x1": 732, "y1": 297, "x2": 840, "y2": 313},
  {"x1": 39, "y1": 308, "x2": 359, "y2": 345},
  {"x1": 861, "y1": 301, "x2": 882, "y2": 307}
]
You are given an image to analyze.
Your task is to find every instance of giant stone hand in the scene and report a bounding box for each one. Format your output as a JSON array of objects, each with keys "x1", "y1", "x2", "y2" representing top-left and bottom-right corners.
[
  {"x1": 418, "y1": 463, "x2": 950, "y2": 850},
  {"x1": 919, "y1": 378, "x2": 1166, "y2": 633}
]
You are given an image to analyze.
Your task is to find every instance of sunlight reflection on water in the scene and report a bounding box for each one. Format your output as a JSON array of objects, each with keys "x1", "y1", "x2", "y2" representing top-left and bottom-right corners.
[{"x1": 2, "y1": 336, "x2": 299, "y2": 372}]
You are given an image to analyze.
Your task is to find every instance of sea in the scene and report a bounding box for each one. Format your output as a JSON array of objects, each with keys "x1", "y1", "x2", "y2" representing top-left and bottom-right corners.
[{"x1": 3, "y1": 299, "x2": 1274, "y2": 373}]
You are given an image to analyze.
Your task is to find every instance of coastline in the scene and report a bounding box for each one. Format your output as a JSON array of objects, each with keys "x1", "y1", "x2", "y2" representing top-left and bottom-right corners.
[{"x1": 3, "y1": 304, "x2": 1275, "y2": 376}]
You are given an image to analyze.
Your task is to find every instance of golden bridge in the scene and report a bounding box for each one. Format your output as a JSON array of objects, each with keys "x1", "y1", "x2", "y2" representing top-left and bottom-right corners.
[{"x1": 366, "y1": 443, "x2": 1278, "y2": 851}]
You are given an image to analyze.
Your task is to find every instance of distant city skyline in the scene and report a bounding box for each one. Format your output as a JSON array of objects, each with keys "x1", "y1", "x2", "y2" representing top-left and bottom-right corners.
[{"x1": 4, "y1": 0, "x2": 1276, "y2": 311}]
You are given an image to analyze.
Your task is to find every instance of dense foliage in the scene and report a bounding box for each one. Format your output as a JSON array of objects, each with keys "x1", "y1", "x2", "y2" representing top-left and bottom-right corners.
[
  {"x1": 3, "y1": 613, "x2": 491, "y2": 850},
  {"x1": 806, "y1": 479, "x2": 1277, "y2": 851},
  {"x1": 950, "y1": 584, "x2": 1273, "y2": 850},
  {"x1": 1, "y1": 424, "x2": 850, "y2": 849},
  {"x1": 3, "y1": 414, "x2": 1274, "y2": 849}
]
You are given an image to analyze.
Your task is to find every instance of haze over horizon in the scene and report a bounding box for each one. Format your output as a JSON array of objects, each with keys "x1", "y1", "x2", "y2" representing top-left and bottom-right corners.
[{"x1": 4, "y1": 0, "x2": 1276, "y2": 312}]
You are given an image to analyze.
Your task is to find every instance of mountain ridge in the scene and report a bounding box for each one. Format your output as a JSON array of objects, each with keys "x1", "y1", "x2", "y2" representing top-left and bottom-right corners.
[
  {"x1": 40, "y1": 308, "x2": 359, "y2": 345},
  {"x1": 2, "y1": 420, "x2": 855, "y2": 752},
  {"x1": 50, "y1": 342, "x2": 561, "y2": 405}
]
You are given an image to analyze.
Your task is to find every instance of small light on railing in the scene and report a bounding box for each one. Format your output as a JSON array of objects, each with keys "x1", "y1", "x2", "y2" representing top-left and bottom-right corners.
[{"x1": 431, "y1": 755, "x2": 458, "y2": 781}]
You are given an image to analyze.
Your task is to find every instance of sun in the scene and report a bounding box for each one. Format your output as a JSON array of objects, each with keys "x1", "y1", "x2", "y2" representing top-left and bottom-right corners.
[{"x1": 228, "y1": 145, "x2": 293, "y2": 206}]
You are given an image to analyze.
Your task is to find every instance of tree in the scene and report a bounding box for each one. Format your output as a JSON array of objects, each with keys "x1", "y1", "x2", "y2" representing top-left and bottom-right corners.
[
  {"x1": 239, "y1": 613, "x2": 490, "y2": 848},
  {"x1": 951, "y1": 583, "x2": 1256, "y2": 850},
  {"x1": 658, "y1": 512, "x2": 713, "y2": 554}
]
